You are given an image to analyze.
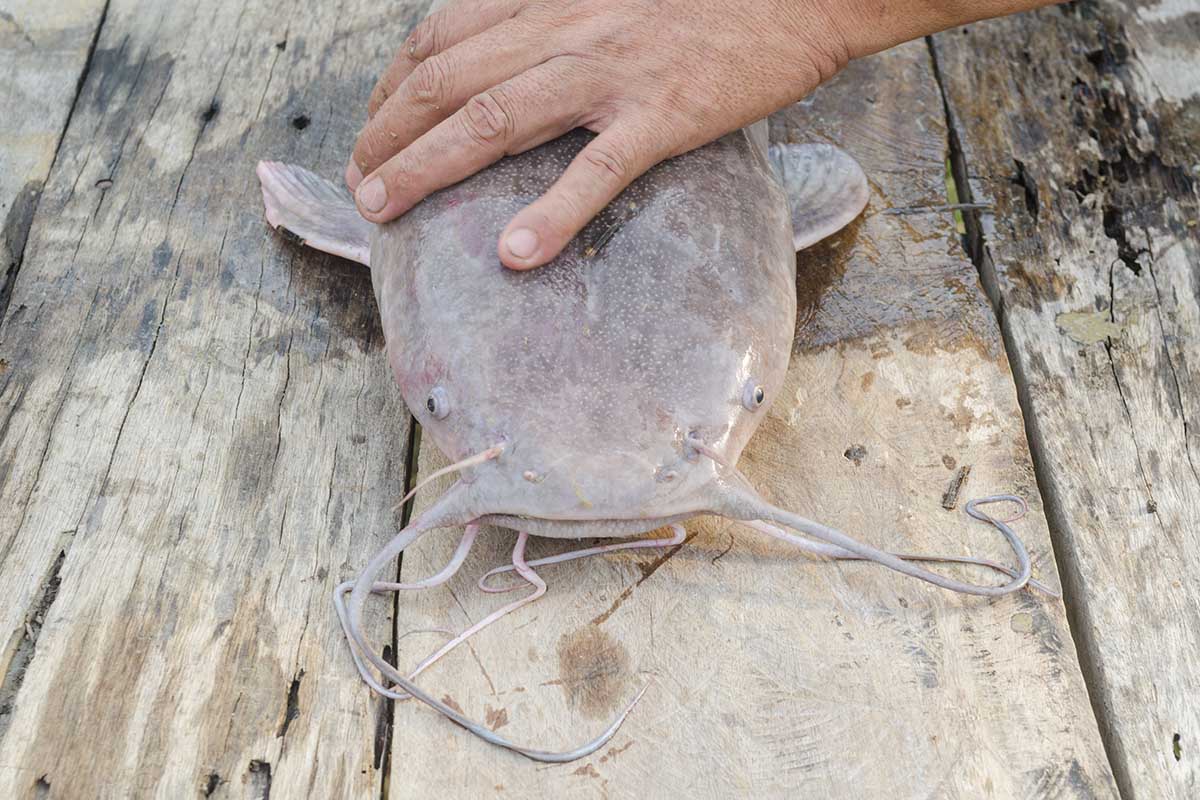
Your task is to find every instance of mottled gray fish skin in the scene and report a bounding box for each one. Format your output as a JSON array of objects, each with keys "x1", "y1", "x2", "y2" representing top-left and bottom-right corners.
[{"x1": 372, "y1": 127, "x2": 795, "y2": 535}]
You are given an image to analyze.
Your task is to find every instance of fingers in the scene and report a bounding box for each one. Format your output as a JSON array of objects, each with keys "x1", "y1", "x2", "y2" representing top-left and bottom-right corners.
[
  {"x1": 350, "y1": 17, "x2": 545, "y2": 187},
  {"x1": 365, "y1": 0, "x2": 525, "y2": 123},
  {"x1": 352, "y1": 63, "x2": 581, "y2": 223},
  {"x1": 408, "y1": 0, "x2": 525, "y2": 62},
  {"x1": 498, "y1": 120, "x2": 666, "y2": 269}
]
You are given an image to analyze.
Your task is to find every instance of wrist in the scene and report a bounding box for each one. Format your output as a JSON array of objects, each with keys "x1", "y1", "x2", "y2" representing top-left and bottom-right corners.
[
  {"x1": 811, "y1": 0, "x2": 947, "y2": 61},
  {"x1": 781, "y1": 0, "x2": 854, "y2": 86},
  {"x1": 820, "y1": 0, "x2": 1062, "y2": 60}
]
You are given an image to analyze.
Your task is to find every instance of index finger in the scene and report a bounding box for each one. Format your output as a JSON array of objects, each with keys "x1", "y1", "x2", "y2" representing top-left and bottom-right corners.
[
  {"x1": 351, "y1": 17, "x2": 543, "y2": 186},
  {"x1": 366, "y1": 0, "x2": 525, "y2": 121}
]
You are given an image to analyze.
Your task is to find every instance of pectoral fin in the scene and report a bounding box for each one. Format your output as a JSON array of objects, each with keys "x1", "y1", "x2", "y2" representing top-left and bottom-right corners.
[
  {"x1": 768, "y1": 143, "x2": 870, "y2": 251},
  {"x1": 256, "y1": 161, "x2": 373, "y2": 266}
]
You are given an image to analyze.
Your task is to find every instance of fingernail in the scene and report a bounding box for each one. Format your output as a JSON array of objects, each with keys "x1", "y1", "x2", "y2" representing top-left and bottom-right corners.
[
  {"x1": 505, "y1": 228, "x2": 539, "y2": 260},
  {"x1": 345, "y1": 161, "x2": 363, "y2": 191},
  {"x1": 407, "y1": 32, "x2": 429, "y2": 61},
  {"x1": 357, "y1": 176, "x2": 387, "y2": 214}
]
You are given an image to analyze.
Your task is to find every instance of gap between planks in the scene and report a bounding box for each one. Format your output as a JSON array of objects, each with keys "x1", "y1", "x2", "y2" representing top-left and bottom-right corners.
[
  {"x1": 924, "y1": 32, "x2": 1125, "y2": 795},
  {"x1": 0, "y1": 0, "x2": 113, "y2": 324}
]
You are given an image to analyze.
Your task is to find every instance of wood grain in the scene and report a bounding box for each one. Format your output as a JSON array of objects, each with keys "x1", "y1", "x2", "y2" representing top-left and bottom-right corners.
[
  {"x1": 388, "y1": 42, "x2": 1116, "y2": 797},
  {"x1": 934, "y1": 2, "x2": 1200, "y2": 797},
  {"x1": 0, "y1": 0, "x2": 428, "y2": 796},
  {"x1": 0, "y1": 0, "x2": 108, "y2": 319}
]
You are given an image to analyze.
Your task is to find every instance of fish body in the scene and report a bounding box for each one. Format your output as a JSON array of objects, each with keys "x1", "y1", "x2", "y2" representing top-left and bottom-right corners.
[
  {"x1": 257, "y1": 115, "x2": 1043, "y2": 763},
  {"x1": 373, "y1": 127, "x2": 794, "y2": 534}
]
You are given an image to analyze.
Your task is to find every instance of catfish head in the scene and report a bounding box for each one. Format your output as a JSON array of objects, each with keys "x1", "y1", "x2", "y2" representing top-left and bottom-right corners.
[{"x1": 372, "y1": 128, "x2": 812, "y2": 535}]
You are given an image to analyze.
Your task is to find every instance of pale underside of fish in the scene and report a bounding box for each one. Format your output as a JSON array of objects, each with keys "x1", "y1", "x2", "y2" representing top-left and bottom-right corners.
[{"x1": 256, "y1": 119, "x2": 1054, "y2": 762}]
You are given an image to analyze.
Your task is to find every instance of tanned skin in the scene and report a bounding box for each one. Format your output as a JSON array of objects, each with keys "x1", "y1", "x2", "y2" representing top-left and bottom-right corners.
[{"x1": 344, "y1": 0, "x2": 1062, "y2": 269}]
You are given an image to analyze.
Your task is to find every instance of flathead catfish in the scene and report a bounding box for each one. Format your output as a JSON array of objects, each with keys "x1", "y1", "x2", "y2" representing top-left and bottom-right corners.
[{"x1": 257, "y1": 120, "x2": 1052, "y2": 761}]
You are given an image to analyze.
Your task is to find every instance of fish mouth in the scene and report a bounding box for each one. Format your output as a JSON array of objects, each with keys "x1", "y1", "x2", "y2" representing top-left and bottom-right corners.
[
  {"x1": 446, "y1": 440, "x2": 723, "y2": 537},
  {"x1": 474, "y1": 512, "x2": 702, "y2": 539}
]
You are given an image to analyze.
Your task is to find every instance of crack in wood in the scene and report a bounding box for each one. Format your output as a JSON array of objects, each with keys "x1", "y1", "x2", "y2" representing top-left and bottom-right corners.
[
  {"x1": 247, "y1": 759, "x2": 272, "y2": 800},
  {"x1": 1141, "y1": 233, "x2": 1200, "y2": 492},
  {"x1": 0, "y1": 531, "x2": 75, "y2": 739},
  {"x1": 591, "y1": 529, "x2": 697, "y2": 626},
  {"x1": 0, "y1": 0, "x2": 112, "y2": 325},
  {"x1": 373, "y1": 645, "x2": 396, "y2": 772},
  {"x1": 94, "y1": 244, "x2": 183, "y2": 506},
  {"x1": 276, "y1": 669, "x2": 304, "y2": 740},
  {"x1": 925, "y1": 38, "x2": 1127, "y2": 789},
  {"x1": 378, "y1": 418, "x2": 422, "y2": 797}
]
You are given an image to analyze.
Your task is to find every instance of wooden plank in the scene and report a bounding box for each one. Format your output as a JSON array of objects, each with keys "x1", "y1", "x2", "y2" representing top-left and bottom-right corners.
[
  {"x1": 390, "y1": 42, "x2": 1117, "y2": 796},
  {"x1": 0, "y1": 0, "x2": 108, "y2": 318},
  {"x1": 0, "y1": 0, "x2": 429, "y2": 796},
  {"x1": 933, "y1": 2, "x2": 1200, "y2": 797}
]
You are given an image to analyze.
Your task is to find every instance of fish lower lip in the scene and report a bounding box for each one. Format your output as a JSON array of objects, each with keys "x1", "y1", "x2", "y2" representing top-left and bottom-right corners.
[{"x1": 477, "y1": 513, "x2": 698, "y2": 540}]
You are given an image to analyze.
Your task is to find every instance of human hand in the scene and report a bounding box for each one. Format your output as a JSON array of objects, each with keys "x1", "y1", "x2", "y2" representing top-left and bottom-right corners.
[
  {"x1": 345, "y1": 0, "x2": 848, "y2": 269},
  {"x1": 345, "y1": 0, "x2": 1061, "y2": 270}
]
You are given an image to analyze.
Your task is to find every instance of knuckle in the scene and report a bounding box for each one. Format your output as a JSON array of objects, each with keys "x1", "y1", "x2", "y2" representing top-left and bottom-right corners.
[
  {"x1": 356, "y1": 123, "x2": 395, "y2": 168},
  {"x1": 408, "y1": 56, "x2": 452, "y2": 108},
  {"x1": 367, "y1": 85, "x2": 389, "y2": 117},
  {"x1": 582, "y1": 142, "x2": 631, "y2": 187},
  {"x1": 406, "y1": 15, "x2": 442, "y2": 60},
  {"x1": 513, "y1": 1, "x2": 561, "y2": 29},
  {"x1": 460, "y1": 90, "x2": 515, "y2": 147}
]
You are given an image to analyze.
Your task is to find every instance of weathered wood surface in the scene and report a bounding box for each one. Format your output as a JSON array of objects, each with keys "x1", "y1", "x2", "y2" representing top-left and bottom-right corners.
[
  {"x1": 934, "y1": 2, "x2": 1200, "y2": 797},
  {"x1": 391, "y1": 43, "x2": 1116, "y2": 797},
  {"x1": 0, "y1": 0, "x2": 429, "y2": 796},
  {"x1": 0, "y1": 0, "x2": 108, "y2": 319}
]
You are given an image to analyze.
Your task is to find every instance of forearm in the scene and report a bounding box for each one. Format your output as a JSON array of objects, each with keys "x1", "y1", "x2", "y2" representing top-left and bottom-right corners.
[{"x1": 824, "y1": 0, "x2": 1063, "y2": 60}]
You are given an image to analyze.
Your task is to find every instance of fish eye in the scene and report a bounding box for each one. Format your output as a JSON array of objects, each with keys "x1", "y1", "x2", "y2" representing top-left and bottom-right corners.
[
  {"x1": 742, "y1": 380, "x2": 766, "y2": 411},
  {"x1": 426, "y1": 386, "x2": 450, "y2": 419}
]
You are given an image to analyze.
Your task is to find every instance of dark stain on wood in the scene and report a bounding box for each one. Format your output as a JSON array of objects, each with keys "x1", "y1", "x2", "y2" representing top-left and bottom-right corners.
[
  {"x1": 484, "y1": 704, "x2": 509, "y2": 731},
  {"x1": 844, "y1": 444, "x2": 867, "y2": 466},
  {"x1": 277, "y1": 226, "x2": 305, "y2": 247},
  {"x1": 599, "y1": 740, "x2": 634, "y2": 763},
  {"x1": 201, "y1": 772, "x2": 222, "y2": 796},
  {"x1": 1, "y1": 181, "x2": 42, "y2": 323},
  {"x1": 792, "y1": 218, "x2": 857, "y2": 348},
  {"x1": 555, "y1": 627, "x2": 630, "y2": 720}
]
